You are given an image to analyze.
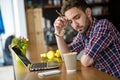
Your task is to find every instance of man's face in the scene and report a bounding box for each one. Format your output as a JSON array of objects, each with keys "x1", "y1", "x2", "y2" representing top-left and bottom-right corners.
[{"x1": 65, "y1": 7, "x2": 91, "y2": 33}]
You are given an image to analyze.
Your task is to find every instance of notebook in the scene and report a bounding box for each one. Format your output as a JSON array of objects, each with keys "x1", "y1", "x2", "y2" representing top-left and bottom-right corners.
[{"x1": 11, "y1": 46, "x2": 59, "y2": 72}]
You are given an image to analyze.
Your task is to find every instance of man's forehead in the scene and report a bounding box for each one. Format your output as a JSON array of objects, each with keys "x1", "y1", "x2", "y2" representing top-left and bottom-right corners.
[
  {"x1": 64, "y1": 7, "x2": 83, "y2": 20},
  {"x1": 65, "y1": 13, "x2": 80, "y2": 21}
]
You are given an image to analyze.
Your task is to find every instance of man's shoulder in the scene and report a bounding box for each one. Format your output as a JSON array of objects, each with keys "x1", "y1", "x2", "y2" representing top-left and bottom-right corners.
[
  {"x1": 96, "y1": 18, "x2": 112, "y2": 26},
  {"x1": 93, "y1": 18, "x2": 114, "y2": 29},
  {"x1": 91, "y1": 18, "x2": 115, "y2": 33}
]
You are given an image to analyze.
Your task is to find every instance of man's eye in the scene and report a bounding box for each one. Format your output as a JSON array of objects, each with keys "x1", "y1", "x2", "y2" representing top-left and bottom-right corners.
[{"x1": 75, "y1": 15, "x2": 80, "y2": 19}]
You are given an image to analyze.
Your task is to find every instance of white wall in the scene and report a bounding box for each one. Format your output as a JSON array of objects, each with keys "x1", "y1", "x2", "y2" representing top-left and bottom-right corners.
[
  {"x1": 0, "y1": 0, "x2": 15, "y2": 47},
  {"x1": 12, "y1": 0, "x2": 27, "y2": 38},
  {"x1": 0, "y1": 0, "x2": 27, "y2": 62},
  {"x1": 0, "y1": 0, "x2": 27, "y2": 47}
]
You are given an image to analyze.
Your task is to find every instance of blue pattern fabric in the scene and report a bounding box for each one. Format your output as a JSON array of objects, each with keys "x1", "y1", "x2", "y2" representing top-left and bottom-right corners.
[
  {"x1": 0, "y1": 11, "x2": 5, "y2": 34},
  {"x1": 68, "y1": 18, "x2": 120, "y2": 79}
]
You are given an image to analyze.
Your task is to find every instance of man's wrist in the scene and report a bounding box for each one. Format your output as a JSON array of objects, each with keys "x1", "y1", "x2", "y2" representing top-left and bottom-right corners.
[{"x1": 54, "y1": 32, "x2": 63, "y2": 37}]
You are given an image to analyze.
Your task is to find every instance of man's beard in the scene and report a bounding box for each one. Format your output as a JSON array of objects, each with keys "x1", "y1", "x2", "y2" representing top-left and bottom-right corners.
[
  {"x1": 84, "y1": 16, "x2": 91, "y2": 32},
  {"x1": 78, "y1": 16, "x2": 91, "y2": 33}
]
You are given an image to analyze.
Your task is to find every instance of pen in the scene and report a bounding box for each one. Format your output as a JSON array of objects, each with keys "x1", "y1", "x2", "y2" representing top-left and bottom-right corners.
[
  {"x1": 56, "y1": 10, "x2": 65, "y2": 36},
  {"x1": 56, "y1": 10, "x2": 63, "y2": 17},
  {"x1": 56, "y1": 10, "x2": 71, "y2": 24}
]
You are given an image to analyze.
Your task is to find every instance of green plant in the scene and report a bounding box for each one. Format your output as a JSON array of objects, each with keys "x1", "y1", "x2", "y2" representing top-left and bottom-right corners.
[{"x1": 10, "y1": 37, "x2": 28, "y2": 56}]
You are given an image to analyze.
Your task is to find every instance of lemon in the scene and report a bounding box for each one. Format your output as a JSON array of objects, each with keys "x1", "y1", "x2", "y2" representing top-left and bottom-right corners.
[
  {"x1": 47, "y1": 59, "x2": 54, "y2": 62},
  {"x1": 40, "y1": 53, "x2": 47, "y2": 58},
  {"x1": 47, "y1": 50, "x2": 55, "y2": 59},
  {"x1": 54, "y1": 57, "x2": 62, "y2": 63},
  {"x1": 55, "y1": 49, "x2": 61, "y2": 58}
]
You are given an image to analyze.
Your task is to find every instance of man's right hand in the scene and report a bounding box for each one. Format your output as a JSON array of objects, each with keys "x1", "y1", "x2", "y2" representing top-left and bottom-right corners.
[{"x1": 54, "y1": 16, "x2": 68, "y2": 35}]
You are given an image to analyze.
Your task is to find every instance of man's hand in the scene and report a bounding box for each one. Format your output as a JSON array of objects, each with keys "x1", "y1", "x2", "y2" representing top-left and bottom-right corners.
[
  {"x1": 80, "y1": 54, "x2": 94, "y2": 67},
  {"x1": 54, "y1": 16, "x2": 68, "y2": 35}
]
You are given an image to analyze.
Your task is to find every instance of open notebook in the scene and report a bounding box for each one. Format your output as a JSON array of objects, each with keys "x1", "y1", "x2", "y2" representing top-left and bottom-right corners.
[{"x1": 10, "y1": 46, "x2": 59, "y2": 72}]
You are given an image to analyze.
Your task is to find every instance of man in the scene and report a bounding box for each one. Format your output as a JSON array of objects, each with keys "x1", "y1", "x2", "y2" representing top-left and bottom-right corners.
[{"x1": 54, "y1": 0, "x2": 120, "y2": 79}]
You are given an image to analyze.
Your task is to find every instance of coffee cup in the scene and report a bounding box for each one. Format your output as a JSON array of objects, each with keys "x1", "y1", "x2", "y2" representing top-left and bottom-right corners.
[{"x1": 63, "y1": 52, "x2": 77, "y2": 73}]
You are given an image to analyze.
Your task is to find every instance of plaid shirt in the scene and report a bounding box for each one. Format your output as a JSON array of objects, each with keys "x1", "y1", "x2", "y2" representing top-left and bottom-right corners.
[{"x1": 68, "y1": 18, "x2": 120, "y2": 79}]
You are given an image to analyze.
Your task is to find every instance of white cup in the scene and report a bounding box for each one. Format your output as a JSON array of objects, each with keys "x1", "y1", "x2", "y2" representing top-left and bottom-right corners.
[{"x1": 63, "y1": 52, "x2": 77, "y2": 73}]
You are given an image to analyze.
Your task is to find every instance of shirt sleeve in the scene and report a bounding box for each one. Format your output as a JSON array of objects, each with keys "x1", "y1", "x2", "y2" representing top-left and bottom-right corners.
[
  {"x1": 84, "y1": 22, "x2": 113, "y2": 60},
  {"x1": 68, "y1": 33, "x2": 84, "y2": 53}
]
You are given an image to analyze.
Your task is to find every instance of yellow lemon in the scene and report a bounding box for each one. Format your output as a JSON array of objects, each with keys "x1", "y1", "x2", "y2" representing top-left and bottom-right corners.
[
  {"x1": 56, "y1": 49, "x2": 60, "y2": 54},
  {"x1": 40, "y1": 53, "x2": 47, "y2": 58},
  {"x1": 55, "y1": 49, "x2": 61, "y2": 58},
  {"x1": 54, "y1": 57, "x2": 62, "y2": 63},
  {"x1": 47, "y1": 50, "x2": 55, "y2": 60},
  {"x1": 47, "y1": 59, "x2": 54, "y2": 62}
]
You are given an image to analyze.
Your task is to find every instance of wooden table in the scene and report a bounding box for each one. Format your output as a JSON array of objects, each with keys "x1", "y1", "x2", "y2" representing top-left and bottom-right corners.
[{"x1": 12, "y1": 56, "x2": 117, "y2": 80}]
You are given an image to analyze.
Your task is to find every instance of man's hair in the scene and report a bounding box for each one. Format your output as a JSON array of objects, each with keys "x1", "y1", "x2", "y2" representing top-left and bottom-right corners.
[{"x1": 61, "y1": 0, "x2": 90, "y2": 15}]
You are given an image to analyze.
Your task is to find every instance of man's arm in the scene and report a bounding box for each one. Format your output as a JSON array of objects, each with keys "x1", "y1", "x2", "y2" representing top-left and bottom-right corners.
[
  {"x1": 55, "y1": 36, "x2": 70, "y2": 59},
  {"x1": 80, "y1": 54, "x2": 94, "y2": 67},
  {"x1": 54, "y1": 16, "x2": 70, "y2": 59}
]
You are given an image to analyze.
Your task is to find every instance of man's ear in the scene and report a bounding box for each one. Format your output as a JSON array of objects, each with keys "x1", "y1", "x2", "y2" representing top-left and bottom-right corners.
[{"x1": 85, "y1": 8, "x2": 92, "y2": 17}]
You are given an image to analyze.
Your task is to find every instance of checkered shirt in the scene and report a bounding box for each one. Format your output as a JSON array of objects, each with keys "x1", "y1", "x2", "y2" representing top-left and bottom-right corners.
[{"x1": 68, "y1": 18, "x2": 120, "y2": 79}]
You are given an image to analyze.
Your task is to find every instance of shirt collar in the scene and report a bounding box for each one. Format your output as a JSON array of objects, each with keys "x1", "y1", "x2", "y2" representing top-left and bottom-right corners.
[
  {"x1": 79, "y1": 18, "x2": 98, "y2": 39},
  {"x1": 85, "y1": 18, "x2": 98, "y2": 36}
]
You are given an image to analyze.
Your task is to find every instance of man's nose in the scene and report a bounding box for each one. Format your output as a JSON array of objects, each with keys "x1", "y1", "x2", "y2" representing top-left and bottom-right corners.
[{"x1": 72, "y1": 20, "x2": 79, "y2": 28}]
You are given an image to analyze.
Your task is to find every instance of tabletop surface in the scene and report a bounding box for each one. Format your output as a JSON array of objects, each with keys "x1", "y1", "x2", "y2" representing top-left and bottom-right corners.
[
  {"x1": 9, "y1": 46, "x2": 117, "y2": 80},
  {"x1": 13, "y1": 57, "x2": 117, "y2": 80}
]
